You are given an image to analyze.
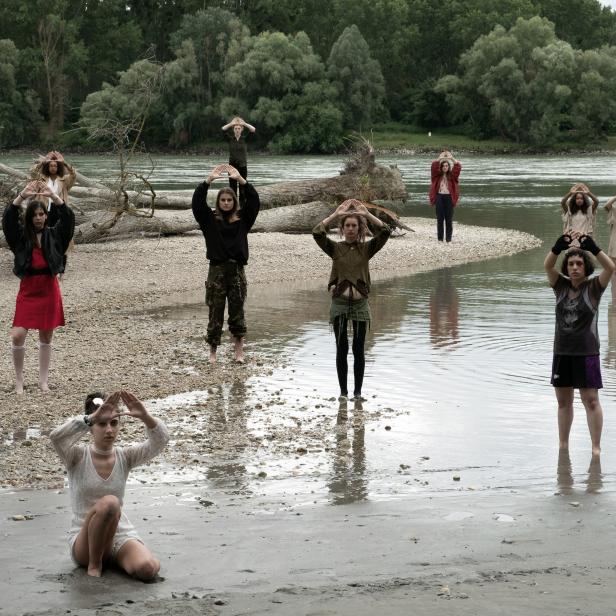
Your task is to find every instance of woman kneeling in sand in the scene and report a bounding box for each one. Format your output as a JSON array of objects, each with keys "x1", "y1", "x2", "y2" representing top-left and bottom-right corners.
[{"x1": 50, "y1": 391, "x2": 169, "y2": 579}]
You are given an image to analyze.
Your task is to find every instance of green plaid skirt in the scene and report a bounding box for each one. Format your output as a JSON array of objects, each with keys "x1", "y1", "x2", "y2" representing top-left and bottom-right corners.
[{"x1": 329, "y1": 296, "x2": 371, "y2": 323}]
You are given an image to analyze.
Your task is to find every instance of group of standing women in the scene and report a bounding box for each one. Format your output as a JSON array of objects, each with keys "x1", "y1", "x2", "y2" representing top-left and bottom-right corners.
[{"x1": 6, "y1": 134, "x2": 616, "y2": 580}]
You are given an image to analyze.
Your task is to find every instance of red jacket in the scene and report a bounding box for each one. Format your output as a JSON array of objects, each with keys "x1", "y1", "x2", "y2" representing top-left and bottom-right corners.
[{"x1": 429, "y1": 160, "x2": 462, "y2": 206}]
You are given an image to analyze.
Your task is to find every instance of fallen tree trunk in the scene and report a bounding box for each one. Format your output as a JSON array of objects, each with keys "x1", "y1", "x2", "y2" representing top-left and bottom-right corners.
[{"x1": 1, "y1": 158, "x2": 408, "y2": 212}]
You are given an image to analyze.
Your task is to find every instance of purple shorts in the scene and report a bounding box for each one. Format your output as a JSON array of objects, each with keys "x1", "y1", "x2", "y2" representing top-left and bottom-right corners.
[{"x1": 551, "y1": 355, "x2": 603, "y2": 389}]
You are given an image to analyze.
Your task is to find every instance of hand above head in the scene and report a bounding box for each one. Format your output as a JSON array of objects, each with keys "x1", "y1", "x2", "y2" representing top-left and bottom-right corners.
[
  {"x1": 551, "y1": 234, "x2": 572, "y2": 255},
  {"x1": 226, "y1": 164, "x2": 243, "y2": 181},
  {"x1": 88, "y1": 391, "x2": 122, "y2": 424},
  {"x1": 206, "y1": 164, "x2": 228, "y2": 183},
  {"x1": 334, "y1": 200, "x2": 355, "y2": 216},
  {"x1": 50, "y1": 150, "x2": 64, "y2": 162},
  {"x1": 579, "y1": 234, "x2": 601, "y2": 256},
  {"x1": 119, "y1": 391, "x2": 151, "y2": 422}
]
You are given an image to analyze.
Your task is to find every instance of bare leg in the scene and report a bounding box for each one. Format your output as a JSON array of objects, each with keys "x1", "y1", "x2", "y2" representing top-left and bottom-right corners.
[
  {"x1": 580, "y1": 388, "x2": 603, "y2": 456},
  {"x1": 72, "y1": 495, "x2": 121, "y2": 577},
  {"x1": 38, "y1": 329, "x2": 53, "y2": 392},
  {"x1": 10, "y1": 327, "x2": 27, "y2": 395},
  {"x1": 555, "y1": 387, "x2": 574, "y2": 449},
  {"x1": 234, "y1": 336, "x2": 244, "y2": 363},
  {"x1": 209, "y1": 344, "x2": 217, "y2": 364},
  {"x1": 116, "y1": 539, "x2": 160, "y2": 581},
  {"x1": 611, "y1": 268, "x2": 616, "y2": 301}
]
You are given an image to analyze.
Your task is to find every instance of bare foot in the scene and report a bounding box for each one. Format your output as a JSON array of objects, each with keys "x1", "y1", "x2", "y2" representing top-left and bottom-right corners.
[
  {"x1": 234, "y1": 337, "x2": 245, "y2": 363},
  {"x1": 209, "y1": 346, "x2": 217, "y2": 364},
  {"x1": 87, "y1": 566, "x2": 102, "y2": 577},
  {"x1": 15, "y1": 383, "x2": 24, "y2": 395},
  {"x1": 39, "y1": 383, "x2": 50, "y2": 393}
]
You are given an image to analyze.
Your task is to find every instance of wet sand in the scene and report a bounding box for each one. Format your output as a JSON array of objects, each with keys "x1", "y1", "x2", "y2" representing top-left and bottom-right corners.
[{"x1": 2, "y1": 479, "x2": 616, "y2": 615}]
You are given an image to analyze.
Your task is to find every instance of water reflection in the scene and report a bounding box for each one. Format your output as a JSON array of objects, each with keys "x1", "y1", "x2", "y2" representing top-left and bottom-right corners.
[
  {"x1": 204, "y1": 379, "x2": 250, "y2": 495},
  {"x1": 328, "y1": 399, "x2": 367, "y2": 505},
  {"x1": 605, "y1": 303, "x2": 616, "y2": 369},
  {"x1": 556, "y1": 449, "x2": 603, "y2": 495},
  {"x1": 429, "y1": 268, "x2": 459, "y2": 348}
]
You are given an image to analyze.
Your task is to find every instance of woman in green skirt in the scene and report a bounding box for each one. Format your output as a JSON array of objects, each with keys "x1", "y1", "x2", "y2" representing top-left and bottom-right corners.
[{"x1": 313, "y1": 200, "x2": 391, "y2": 400}]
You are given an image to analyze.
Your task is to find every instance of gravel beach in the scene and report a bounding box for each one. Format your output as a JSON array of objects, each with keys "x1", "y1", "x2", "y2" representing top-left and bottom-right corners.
[{"x1": 0, "y1": 217, "x2": 540, "y2": 489}]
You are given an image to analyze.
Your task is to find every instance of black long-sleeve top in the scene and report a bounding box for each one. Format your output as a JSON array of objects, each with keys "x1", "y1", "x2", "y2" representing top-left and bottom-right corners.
[
  {"x1": 2, "y1": 201, "x2": 75, "y2": 279},
  {"x1": 191, "y1": 181, "x2": 260, "y2": 265}
]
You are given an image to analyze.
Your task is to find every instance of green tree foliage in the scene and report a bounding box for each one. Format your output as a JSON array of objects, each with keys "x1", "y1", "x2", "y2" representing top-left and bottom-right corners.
[
  {"x1": 437, "y1": 15, "x2": 616, "y2": 144},
  {"x1": 326, "y1": 25, "x2": 385, "y2": 129},
  {"x1": 169, "y1": 8, "x2": 251, "y2": 128},
  {"x1": 160, "y1": 41, "x2": 204, "y2": 146},
  {"x1": 0, "y1": 39, "x2": 41, "y2": 147},
  {"x1": 3, "y1": 0, "x2": 616, "y2": 148},
  {"x1": 222, "y1": 31, "x2": 344, "y2": 152},
  {"x1": 79, "y1": 59, "x2": 165, "y2": 144}
]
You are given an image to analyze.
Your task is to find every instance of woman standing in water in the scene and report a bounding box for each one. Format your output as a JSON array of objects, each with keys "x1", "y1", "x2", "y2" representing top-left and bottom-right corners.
[
  {"x1": 313, "y1": 200, "x2": 391, "y2": 400},
  {"x1": 191, "y1": 164, "x2": 260, "y2": 364},
  {"x1": 544, "y1": 232, "x2": 615, "y2": 456},
  {"x1": 221, "y1": 116, "x2": 256, "y2": 199},
  {"x1": 50, "y1": 391, "x2": 169, "y2": 579},
  {"x1": 603, "y1": 194, "x2": 616, "y2": 297},
  {"x1": 561, "y1": 183, "x2": 598, "y2": 236},
  {"x1": 429, "y1": 150, "x2": 461, "y2": 243},
  {"x1": 2, "y1": 180, "x2": 75, "y2": 394}
]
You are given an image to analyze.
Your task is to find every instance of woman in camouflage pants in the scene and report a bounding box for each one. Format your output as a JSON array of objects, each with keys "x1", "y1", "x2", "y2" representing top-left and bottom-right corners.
[{"x1": 191, "y1": 164, "x2": 260, "y2": 363}]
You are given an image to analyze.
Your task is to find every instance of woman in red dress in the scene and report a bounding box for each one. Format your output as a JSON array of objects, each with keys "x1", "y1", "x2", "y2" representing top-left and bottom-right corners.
[{"x1": 2, "y1": 180, "x2": 75, "y2": 394}]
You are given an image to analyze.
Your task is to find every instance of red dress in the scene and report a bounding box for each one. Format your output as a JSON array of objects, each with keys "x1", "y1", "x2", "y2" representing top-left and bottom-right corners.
[{"x1": 13, "y1": 246, "x2": 65, "y2": 330}]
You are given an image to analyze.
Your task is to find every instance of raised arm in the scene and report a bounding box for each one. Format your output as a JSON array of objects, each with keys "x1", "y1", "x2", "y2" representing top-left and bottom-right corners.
[
  {"x1": 451, "y1": 161, "x2": 461, "y2": 181},
  {"x1": 49, "y1": 416, "x2": 89, "y2": 467},
  {"x1": 579, "y1": 235, "x2": 615, "y2": 289},
  {"x1": 38, "y1": 185, "x2": 75, "y2": 250},
  {"x1": 312, "y1": 202, "x2": 352, "y2": 257},
  {"x1": 239, "y1": 118, "x2": 256, "y2": 133},
  {"x1": 587, "y1": 191, "x2": 599, "y2": 213},
  {"x1": 228, "y1": 165, "x2": 260, "y2": 229},
  {"x1": 605, "y1": 196, "x2": 616, "y2": 212},
  {"x1": 191, "y1": 165, "x2": 227, "y2": 227},
  {"x1": 353, "y1": 203, "x2": 391, "y2": 258},
  {"x1": 119, "y1": 392, "x2": 169, "y2": 469},
  {"x1": 544, "y1": 234, "x2": 572, "y2": 287},
  {"x1": 561, "y1": 193, "x2": 571, "y2": 214}
]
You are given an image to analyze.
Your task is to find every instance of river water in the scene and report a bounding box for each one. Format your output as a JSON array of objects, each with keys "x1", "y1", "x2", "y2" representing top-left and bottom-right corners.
[{"x1": 4, "y1": 152, "x2": 616, "y2": 505}]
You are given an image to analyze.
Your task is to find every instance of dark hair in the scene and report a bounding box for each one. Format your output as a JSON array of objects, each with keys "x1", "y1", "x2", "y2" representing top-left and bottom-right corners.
[
  {"x1": 569, "y1": 192, "x2": 590, "y2": 215},
  {"x1": 215, "y1": 188, "x2": 239, "y2": 220},
  {"x1": 24, "y1": 200, "x2": 48, "y2": 246},
  {"x1": 42, "y1": 160, "x2": 65, "y2": 177},
  {"x1": 440, "y1": 160, "x2": 452, "y2": 177},
  {"x1": 338, "y1": 212, "x2": 368, "y2": 242},
  {"x1": 84, "y1": 392, "x2": 106, "y2": 415},
  {"x1": 561, "y1": 248, "x2": 595, "y2": 277}
]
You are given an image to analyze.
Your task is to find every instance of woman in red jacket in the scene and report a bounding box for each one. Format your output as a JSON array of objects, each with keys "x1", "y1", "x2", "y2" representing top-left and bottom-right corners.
[{"x1": 429, "y1": 150, "x2": 462, "y2": 243}]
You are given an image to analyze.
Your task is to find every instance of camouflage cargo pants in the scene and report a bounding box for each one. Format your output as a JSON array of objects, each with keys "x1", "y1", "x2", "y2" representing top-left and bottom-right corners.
[{"x1": 205, "y1": 262, "x2": 248, "y2": 347}]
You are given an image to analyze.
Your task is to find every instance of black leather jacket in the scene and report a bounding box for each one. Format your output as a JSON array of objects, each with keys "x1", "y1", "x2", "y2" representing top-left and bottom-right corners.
[{"x1": 2, "y1": 201, "x2": 75, "y2": 279}]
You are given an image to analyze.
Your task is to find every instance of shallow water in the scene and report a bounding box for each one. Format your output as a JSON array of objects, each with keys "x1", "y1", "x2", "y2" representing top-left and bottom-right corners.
[{"x1": 4, "y1": 152, "x2": 616, "y2": 505}]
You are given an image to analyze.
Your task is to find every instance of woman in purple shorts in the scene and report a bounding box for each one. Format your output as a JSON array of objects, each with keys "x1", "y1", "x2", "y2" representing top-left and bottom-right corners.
[{"x1": 544, "y1": 232, "x2": 615, "y2": 455}]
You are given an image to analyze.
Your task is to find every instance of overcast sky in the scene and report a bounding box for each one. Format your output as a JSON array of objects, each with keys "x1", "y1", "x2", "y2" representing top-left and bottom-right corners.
[{"x1": 601, "y1": 0, "x2": 616, "y2": 9}]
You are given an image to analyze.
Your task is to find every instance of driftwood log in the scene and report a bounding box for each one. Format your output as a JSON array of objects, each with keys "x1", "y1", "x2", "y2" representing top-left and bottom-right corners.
[{"x1": 0, "y1": 148, "x2": 409, "y2": 243}]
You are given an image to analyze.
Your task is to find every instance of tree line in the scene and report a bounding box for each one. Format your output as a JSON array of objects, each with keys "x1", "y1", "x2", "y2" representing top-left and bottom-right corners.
[{"x1": 1, "y1": 0, "x2": 616, "y2": 151}]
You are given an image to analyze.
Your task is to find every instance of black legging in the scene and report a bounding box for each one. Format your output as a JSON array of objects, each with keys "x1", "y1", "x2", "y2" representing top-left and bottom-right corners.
[{"x1": 333, "y1": 316, "x2": 367, "y2": 397}]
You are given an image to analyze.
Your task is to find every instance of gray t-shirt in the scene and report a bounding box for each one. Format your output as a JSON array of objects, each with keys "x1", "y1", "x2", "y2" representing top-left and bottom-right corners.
[{"x1": 553, "y1": 275, "x2": 605, "y2": 356}]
